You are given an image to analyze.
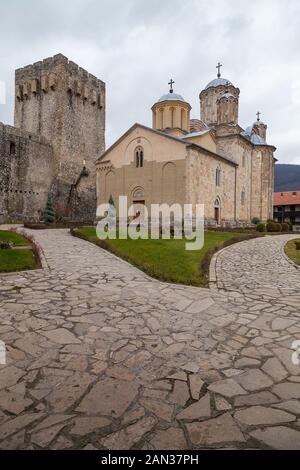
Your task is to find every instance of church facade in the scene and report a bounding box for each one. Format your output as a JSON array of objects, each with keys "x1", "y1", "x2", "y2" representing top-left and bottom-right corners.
[{"x1": 96, "y1": 68, "x2": 276, "y2": 226}]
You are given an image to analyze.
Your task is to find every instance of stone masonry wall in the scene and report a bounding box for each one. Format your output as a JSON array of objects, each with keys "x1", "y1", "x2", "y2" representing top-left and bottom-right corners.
[
  {"x1": 216, "y1": 134, "x2": 252, "y2": 223},
  {"x1": 251, "y1": 147, "x2": 275, "y2": 222},
  {"x1": 185, "y1": 147, "x2": 236, "y2": 225},
  {"x1": 0, "y1": 123, "x2": 53, "y2": 223},
  {"x1": 14, "y1": 53, "x2": 105, "y2": 221}
]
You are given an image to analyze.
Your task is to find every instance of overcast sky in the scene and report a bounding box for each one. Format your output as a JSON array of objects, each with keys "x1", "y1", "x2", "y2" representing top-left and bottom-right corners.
[{"x1": 0, "y1": 0, "x2": 300, "y2": 164}]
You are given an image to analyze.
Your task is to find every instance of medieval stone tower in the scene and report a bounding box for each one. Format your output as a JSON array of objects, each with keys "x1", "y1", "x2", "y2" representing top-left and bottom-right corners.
[{"x1": 0, "y1": 53, "x2": 105, "y2": 223}]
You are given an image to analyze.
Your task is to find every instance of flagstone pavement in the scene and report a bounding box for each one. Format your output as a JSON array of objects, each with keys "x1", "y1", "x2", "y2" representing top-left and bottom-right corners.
[{"x1": 0, "y1": 229, "x2": 300, "y2": 450}]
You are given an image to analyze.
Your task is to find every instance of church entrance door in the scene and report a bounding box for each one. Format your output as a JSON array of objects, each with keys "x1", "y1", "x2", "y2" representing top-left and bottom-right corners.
[
  {"x1": 214, "y1": 198, "x2": 221, "y2": 225},
  {"x1": 214, "y1": 207, "x2": 220, "y2": 224},
  {"x1": 133, "y1": 200, "x2": 145, "y2": 219}
]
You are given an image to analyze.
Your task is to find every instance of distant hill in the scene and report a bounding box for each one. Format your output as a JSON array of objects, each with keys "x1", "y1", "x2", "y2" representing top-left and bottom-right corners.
[{"x1": 275, "y1": 164, "x2": 300, "y2": 192}]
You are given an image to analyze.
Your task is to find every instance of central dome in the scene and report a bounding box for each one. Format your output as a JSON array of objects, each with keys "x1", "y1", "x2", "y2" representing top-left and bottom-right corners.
[
  {"x1": 205, "y1": 78, "x2": 233, "y2": 90},
  {"x1": 158, "y1": 92, "x2": 185, "y2": 102}
]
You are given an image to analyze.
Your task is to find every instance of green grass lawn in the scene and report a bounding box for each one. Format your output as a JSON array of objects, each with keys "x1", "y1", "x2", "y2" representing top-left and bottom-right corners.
[
  {"x1": 76, "y1": 227, "x2": 257, "y2": 287},
  {"x1": 0, "y1": 230, "x2": 38, "y2": 273},
  {"x1": 0, "y1": 230, "x2": 29, "y2": 246},
  {"x1": 285, "y1": 239, "x2": 300, "y2": 266},
  {"x1": 0, "y1": 249, "x2": 37, "y2": 273}
]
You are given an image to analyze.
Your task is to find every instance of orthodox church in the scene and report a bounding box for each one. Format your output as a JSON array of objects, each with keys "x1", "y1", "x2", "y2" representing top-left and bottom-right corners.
[{"x1": 96, "y1": 64, "x2": 276, "y2": 226}]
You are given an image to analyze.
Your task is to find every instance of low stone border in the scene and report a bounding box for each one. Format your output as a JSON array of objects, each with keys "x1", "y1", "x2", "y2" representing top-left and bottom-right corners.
[
  {"x1": 14, "y1": 227, "x2": 49, "y2": 270},
  {"x1": 0, "y1": 225, "x2": 46, "y2": 275},
  {"x1": 209, "y1": 244, "x2": 227, "y2": 289},
  {"x1": 281, "y1": 236, "x2": 300, "y2": 271}
]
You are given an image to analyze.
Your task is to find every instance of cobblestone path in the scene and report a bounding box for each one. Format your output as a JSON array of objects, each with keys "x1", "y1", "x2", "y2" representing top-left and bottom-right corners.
[{"x1": 0, "y1": 230, "x2": 300, "y2": 450}]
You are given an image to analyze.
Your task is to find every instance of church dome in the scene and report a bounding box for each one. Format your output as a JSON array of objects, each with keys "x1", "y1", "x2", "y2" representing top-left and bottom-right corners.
[
  {"x1": 253, "y1": 120, "x2": 266, "y2": 126},
  {"x1": 205, "y1": 78, "x2": 234, "y2": 90},
  {"x1": 158, "y1": 92, "x2": 186, "y2": 102},
  {"x1": 242, "y1": 124, "x2": 267, "y2": 145}
]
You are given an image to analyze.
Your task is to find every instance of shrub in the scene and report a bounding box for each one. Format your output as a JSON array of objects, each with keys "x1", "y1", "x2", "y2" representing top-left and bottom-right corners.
[
  {"x1": 276, "y1": 223, "x2": 282, "y2": 232},
  {"x1": 281, "y1": 223, "x2": 289, "y2": 232},
  {"x1": 295, "y1": 241, "x2": 300, "y2": 251},
  {"x1": 108, "y1": 194, "x2": 115, "y2": 207},
  {"x1": 0, "y1": 241, "x2": 13, "y2": 250},
  {"x1": 252, "y1": 217, "x2": 261, "y2": 225},
  {"x1": 256, "y1": 223, "x2": 266, "y2": 232},
  {"x1": 43, "y1": 194, "x2": 56, "y2": 225},
  {"x1": 266, "y1": 221, "x2": 277, "y2": 232}
]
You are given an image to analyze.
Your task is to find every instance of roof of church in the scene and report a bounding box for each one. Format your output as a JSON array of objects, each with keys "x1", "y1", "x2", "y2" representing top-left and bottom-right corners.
[
  {"x1": 97, "y1": 123, "x2": 238, "y2": 167},
  {"x1": 158, "y1": 92, "x2": 186, "y2": 102},
  {"x1": 205, "y1": 78, "x2": 234, "y2": 90},
  {"x1": 180, "y1": 130, "x2": 211, "y2": 139}
]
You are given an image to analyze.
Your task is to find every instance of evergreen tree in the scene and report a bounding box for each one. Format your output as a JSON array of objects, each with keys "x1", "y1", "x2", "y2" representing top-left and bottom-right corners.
[
  {"x1": 108, "y1": 194, "x2": 115, "y2": 207},
  {"x1": 43, "y1": 194, "x2": 56, "y2": 224}
]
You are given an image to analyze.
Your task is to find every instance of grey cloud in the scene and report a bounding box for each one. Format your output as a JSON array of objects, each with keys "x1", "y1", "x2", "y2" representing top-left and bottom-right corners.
[{"x1": 0, "y1": 0, "x2": 299, "y2": 163}]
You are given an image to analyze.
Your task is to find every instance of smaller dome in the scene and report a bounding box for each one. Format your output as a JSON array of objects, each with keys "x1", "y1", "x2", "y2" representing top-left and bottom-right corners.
[
  {"x1": 253, "y1": 120, "x2": 266, "y2": 127},
  {"x1": 242, "y1": 125, "x2": 267, "y2": 145},
  {"x1": 205, "y1": 78, "x2": 233, "y2": 90},
  {"x1": 158, "y1": 92, "x2": 185, "y2": 102},
  {"x1": 250, "y1": 134, "x2": 267, "y2": 145}
]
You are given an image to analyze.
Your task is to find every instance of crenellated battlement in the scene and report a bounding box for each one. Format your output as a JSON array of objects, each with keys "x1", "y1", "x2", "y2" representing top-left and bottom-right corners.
[
  {"x1": 0, "y1": 122, "x2": 51, "y2": 146},
  {"x1": 15, "y1": 53, "x2": 105, "y2": 108}
]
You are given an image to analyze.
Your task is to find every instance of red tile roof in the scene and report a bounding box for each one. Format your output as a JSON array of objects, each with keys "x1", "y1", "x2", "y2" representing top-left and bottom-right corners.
[{"x1": 274, "y1": 191, "x2": 300, "y2": 206}]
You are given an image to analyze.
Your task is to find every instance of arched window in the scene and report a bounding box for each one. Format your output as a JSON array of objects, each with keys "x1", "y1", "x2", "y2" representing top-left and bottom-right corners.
[
  {"x1": 242, "y1": 152, "x2": 246, "y2": 168},
  {"x1": 135, "y1": 147, "x2": 144, "y2": 168},
  {"x1": 159, "y1": 108, "x2": 164, "y2": 129},
  {"x1": 215, "y1": 166, "x2": 221, "y2": 187},
  {"x1": 181, "y1": 109, "x2": 185, "y2": 129},
  {"x1": 133, "y1": 188, "x2": 145, "y2": 199},
  {"x1": 241, "y1": 188, "x2": 246, "y2": 206},
  {"x1": 10, "y1": 142, "x2": 16, "y2": 155},
  {"x1": 170, "y1": 107, "x2": 175, "y2": 128},
  {"x1": 214, "y1": 198, "x2": 221, "y2": 208}
]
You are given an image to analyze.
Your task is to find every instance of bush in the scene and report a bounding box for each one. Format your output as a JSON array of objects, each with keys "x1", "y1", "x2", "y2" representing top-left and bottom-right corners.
[
  {"x1": 266, "y1": 221, "x2": 277, "y2": 232},
  {"x1": 256, "y1": 223, "x2": 266, "y2": 232},
  {"x1": 266, "y1": 222, "x2": 282, "y2": 232},
  {"x1": 252, "y1": 217, "x2": 261, "y2": 225},
  {"x1": 108, "y1": 194, "x2": 115, "y2": 207},
  {"x1": 295, "y1": 241, "x2": 300, "y2": 250},
  {"x1": 281, "y1": 223, "x2": 289, "y2": 232},
  {"x1": 0, "y1": 241, "x2": 13, "y2": 250}
]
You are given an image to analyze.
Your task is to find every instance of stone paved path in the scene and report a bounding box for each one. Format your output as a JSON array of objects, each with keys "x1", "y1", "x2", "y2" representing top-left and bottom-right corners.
[{"x1": 0, "y1": 229, "x2": 300, "y2": 450}]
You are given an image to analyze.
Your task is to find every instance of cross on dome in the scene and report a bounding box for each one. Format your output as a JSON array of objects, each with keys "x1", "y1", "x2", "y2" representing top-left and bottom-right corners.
[
  {"x1": 168, "y1": 79, "x2": 175, "y2": 94},
  {"x1": 216, "y1": 62, "x2": 223, "y2": 78}
]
